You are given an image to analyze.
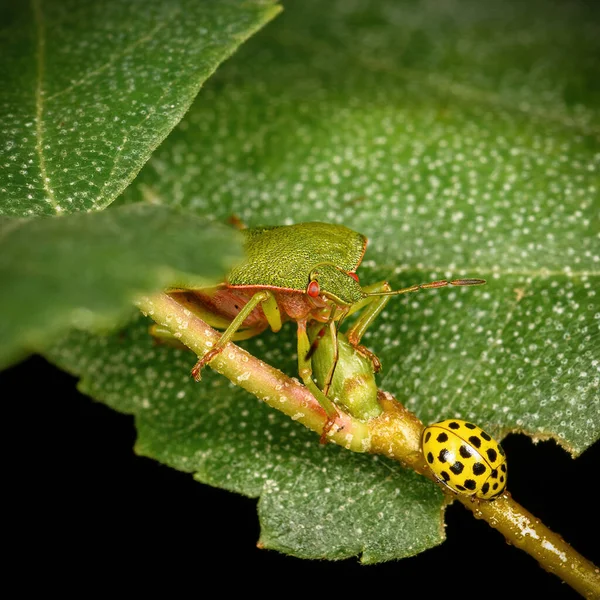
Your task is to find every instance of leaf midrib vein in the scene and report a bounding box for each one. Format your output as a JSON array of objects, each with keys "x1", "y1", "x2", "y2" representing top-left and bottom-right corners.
[
  {"x1": 374, "y1": 265, "x2": 600, "y2": 278},
  {"x1": 33, "y1": 0, "x2": 60, "y2": 213}
]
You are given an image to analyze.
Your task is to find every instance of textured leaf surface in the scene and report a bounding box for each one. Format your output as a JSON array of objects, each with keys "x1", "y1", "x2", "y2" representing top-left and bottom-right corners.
[
  {"x1": 47, "y1": 317, "x2": 444, "y2": 563},
  {"x1": 44, "y1": 0, "x2": 599, "y2": 562},
  {"x1": 0, "y1": 203, "x2": 242, "y2": 368},
  {"x1": 0, "y1": 0, "x2": 280, "y2": 217}
]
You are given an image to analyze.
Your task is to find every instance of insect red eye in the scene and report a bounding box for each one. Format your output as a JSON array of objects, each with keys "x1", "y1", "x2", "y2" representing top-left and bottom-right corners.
[
  {"x1": 348, "y1": 272, "x2": 359, "y2": 283},
  {"x1": 307, "y1": 280, "x2": 321, "y2": 298}
]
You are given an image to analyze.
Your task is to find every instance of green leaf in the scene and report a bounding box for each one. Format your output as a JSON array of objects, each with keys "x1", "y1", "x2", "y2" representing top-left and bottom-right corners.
[
  {"x1": 42, "y1": 0, "x2": 599, "y2": 562},
  {"x1": 0, "y1": 203, "x2": 243, "y2": 368},
  {"x1": 46, "y1": 316, "x2": 445, "y2": 563},
  {"x1": 118, "y1": 0, "x2": 599, "y2": 454},
  {"x1": 0, "y1": 0, "x2": 280, "y2": 217}
]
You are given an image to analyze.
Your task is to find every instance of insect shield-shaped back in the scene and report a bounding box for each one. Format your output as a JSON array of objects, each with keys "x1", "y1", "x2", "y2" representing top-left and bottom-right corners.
[
  {"x1": 422, "y1": 419, "x2": 507, "y2": 500},
  {"x1": 227, "y1": 222, "x2": 368, "y2": 293}
]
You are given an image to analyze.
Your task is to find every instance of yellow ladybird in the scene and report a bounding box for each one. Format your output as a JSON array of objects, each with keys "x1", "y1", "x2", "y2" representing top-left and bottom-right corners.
[{"x1": 422, "y1": 419, "x2": 507, "y2": 500}]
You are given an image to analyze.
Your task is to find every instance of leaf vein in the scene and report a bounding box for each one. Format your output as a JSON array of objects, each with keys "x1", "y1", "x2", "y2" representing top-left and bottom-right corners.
[
  {"x1": 376, "y1": 265, "x2": 600, "y2": 278},
  {"x1": 45, "y1": 13, "x2": 178, "y2": 103},
  {"x1": 33, "y1": 0, "x2": 60, "y2": 213}
]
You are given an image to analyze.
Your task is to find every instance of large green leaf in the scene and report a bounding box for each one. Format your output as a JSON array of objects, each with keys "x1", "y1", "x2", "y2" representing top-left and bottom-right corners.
[
  {"x1": 42, "y1": 0, "x2": 599, "y2": 562},
  {"x1": 47, "y1": 317, "x2": 444, "y2": 563},
  {"x1": 0, "y1": 0, "x2": 280, "y2": 217},
  {"x1": 0, "y1": 203, "x2": 242, "y2": 368},
  {"x1": 117, "y1": 0, "x2": 599, "y2": 452}
]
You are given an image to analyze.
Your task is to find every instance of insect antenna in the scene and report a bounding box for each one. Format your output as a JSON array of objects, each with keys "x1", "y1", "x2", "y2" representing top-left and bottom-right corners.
[{"x1": 366, "y1": 278, "x2": 486, "y2": 297}]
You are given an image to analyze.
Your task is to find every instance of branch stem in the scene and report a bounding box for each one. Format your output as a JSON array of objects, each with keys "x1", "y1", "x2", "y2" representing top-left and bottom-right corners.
[
  {"x1": 138, "y1": 292, "x2": 600, "y2": 598},
  {"x1": 136, "y1": 293, "x2": 371, "y2": 452},
  {"x1": 369, "y1": 396, "x2": 600, "y2": 598}
]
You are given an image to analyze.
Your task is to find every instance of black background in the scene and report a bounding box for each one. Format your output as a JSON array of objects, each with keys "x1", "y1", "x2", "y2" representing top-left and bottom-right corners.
[{"x1": 4, "y1": 355, "x2": 598, "y2": 597}]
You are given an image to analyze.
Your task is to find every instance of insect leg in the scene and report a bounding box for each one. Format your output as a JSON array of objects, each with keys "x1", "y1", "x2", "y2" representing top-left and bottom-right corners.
[
  {"x1": 191, "y1": 290, "x2": 271, "y2": 381},
  {"x1": 149, "y1": 324, "x2": 189, "y2": 350},
  {"x1": 297, "y1": 319, "x2": 340, "y2": 443},
  {"x1": 260, "y1": 291, "x2": 283, "y2": 333},
  {"x1": 340, "y1": 281, "x2": 392, "y2": 372},
  {"x1": 321, "y1": 306, "x2": 348, "y2": 396},
  {"x1": 346, "y1": 281, "x2": 392, "y2": 345},
  {"x1": 304, "y1": 324, "x2": 327, "y2": 362}
]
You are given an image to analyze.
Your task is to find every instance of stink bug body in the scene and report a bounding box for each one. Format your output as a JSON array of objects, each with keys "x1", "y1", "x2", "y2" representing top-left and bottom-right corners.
[
  {"x1": 162, "y1": 222, "x2": 485, "y2": 429},
  {"x1": 307, "y1": 322, "x2": 382, "y2": 422}
]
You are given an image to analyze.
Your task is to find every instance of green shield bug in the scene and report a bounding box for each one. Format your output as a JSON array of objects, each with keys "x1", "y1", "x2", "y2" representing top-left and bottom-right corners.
[
  {"x1": 307, "y1": 321, "x2": 382, "y2": 422},
  {"x1": 162, "y1": 222, "x2": 485, "y2": 429}
]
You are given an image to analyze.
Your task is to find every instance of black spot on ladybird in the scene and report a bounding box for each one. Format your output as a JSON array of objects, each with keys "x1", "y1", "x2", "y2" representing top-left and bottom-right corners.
[
  {"x1": 464, "y1": 479, "x2": 477, "y2": 490},
  {"x1": 459, "y1": 445, "x2": 473, "y2": 459},
  {"x1": 437, "y1": 432, "x2": 448, "y2": 443},
  {"x1": 500, "y1": 476, "x2": 505, "y2": 483},
  {"x1": 486, "y1": 448, "x2": 498, "y2": 462},
  {"x1": 480, "y1": 431, "x2": 491, "y2": 442},
  {"x1": 427, "y1": 452, "x2": 434, "y2": 464},
  {"x1": 464, "y1": 423, "x2": 477, "y2": 429},
  {"x1": 449, "y1": 422, "x2": 461, "y2": 429},
  {"x1": 501, "y1": 464, "x2": 507, "y2": 473},
  {"x1": 438, "y1": 449, "x2": 450, "y2": 463},
  {"x1": 498, "y1": 445, "x2": 505, "y2": 457},
  {"x1": 493, "y1": 483, "x2": 499, "y2": 490},
  {"x1": 491, "y1": 469, "x2": 498, "y2": 479},
  {"x1": 468, "y1": 435, "x2": 482, "y2": 448},
  {"x1": 473, "y1": 463, "x2": 486, "y2": 476},
  {"x1": 424, "y1": 431, "x2": 431, "y2": 443},
  {"x1": 441, "y1": 471, "x2": 450, "y2": 482},
  {"x1": 481, "y1": 483, "x2": 490, "y2": 495},
  {"x1": 456, "y1": 484, "x2": 466, "y2": 491},
  {"x1": 450, "y1": 462, "x2": 464, "y2": 475}
]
